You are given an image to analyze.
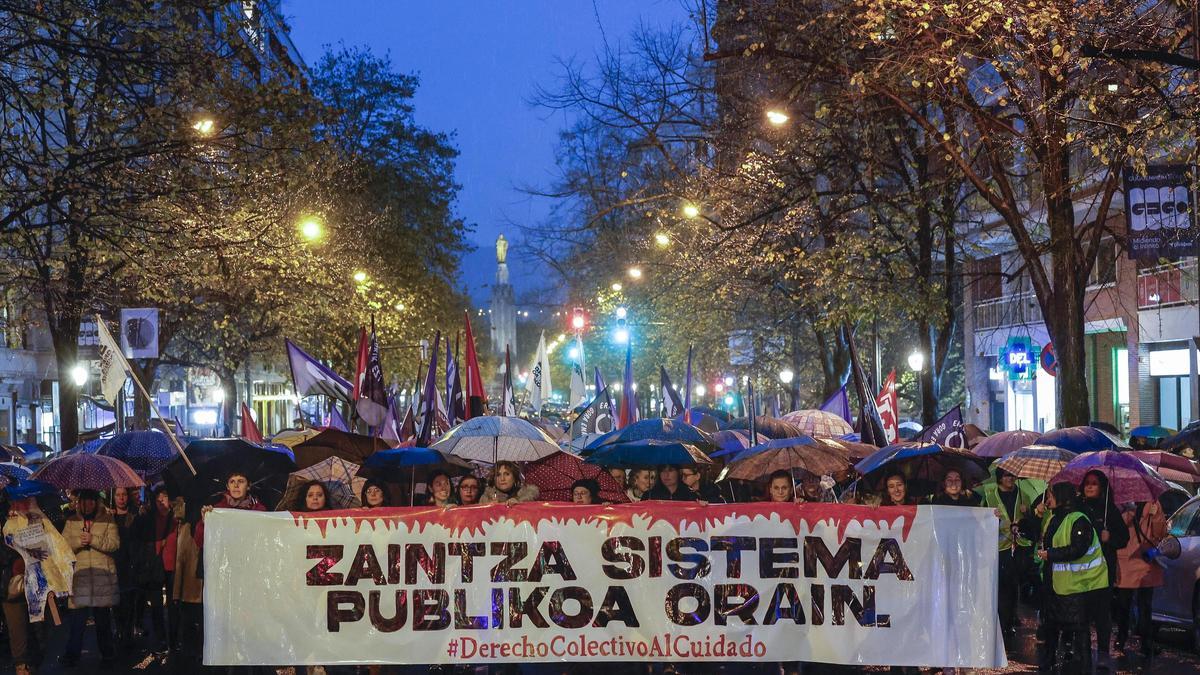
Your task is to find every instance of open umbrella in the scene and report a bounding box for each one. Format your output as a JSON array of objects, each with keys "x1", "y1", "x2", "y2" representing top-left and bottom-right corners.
[
  {"x1": 4, "y1": 478, "x2": 57, "y2": 500},
  {"x1": 432, "y1": 416, "x2": 559, "y2": 464},
  {"x1": 728, "y1": 416, "x2": 803, "y2": 440},
  {"x1": 95, "y1": 430, "x2": 177, "y2": 476},
  {"x1": 972, "y1": 430, "x2": 1042, "y2": 459},
  {"x1": 814, "y1": 437, "x2": 877, "y2": 463},
  {"x1": 1126, "y1": 451, "x2": 1200, "y2": 484},
  {"x1": 293, "y1": 428, "x2": 388, "y2": 470},
  {"x1": 276, "y1": 456, "x2": 365, "y2": 510},
  {"x1": 525, "y1": 451, "x2": 629, "y2": 503},
  {"x1": 585, "y1": 440, "x2": 712, "y2": 469},
  {"x1": 722, "y1": 437, "x2": 853, "y2": 483},
  {"x1": 584, "y1": 418, "x2": 713, "y2": 453},
  {"x1": 0, "y1": 445, "x2": 22, "y2": 463},
  {"x1": 709, "y1": 430, "x2": 755, "y2": 458},
  {"x1": 898, "y1": 421, "x2": 924, "y2": 440},
  {"x1": 1040, "y1": 426, "x2": 1128, "y2": 454},
  {"x1": 781, "y1": 410, "x2": 854, "y2": 438},
  {"x1": 270, "y1": 428, "x2": 321, "y2": 449},
  {"x1": 993, "y1": 445, "x2": 1077, "y2": 481},
  {"x1": 1129, "y1": 426, "x2": 1175, "y2": 450},
  {"x1": 0, "y1": 462, "x2": 33, "y2": 482},
  {"x1": 32, "y1": 453, "x2": 143, "y2": 490},
  {"x1": 362, "y1": 446, "x2": 475, "y2": 505},
  {"x1": 1050, "y1": 451, "x2": 1169, "y2": 503},
  {"x1": 164, "y1": 438, "x2": 296, "y2": 505},
  {"x1": 1163, "y1": 421, "x2": 1200, "y2": 458},
  {"x1": 855, "y1": 442, "x2": 989, "y2": 490}
]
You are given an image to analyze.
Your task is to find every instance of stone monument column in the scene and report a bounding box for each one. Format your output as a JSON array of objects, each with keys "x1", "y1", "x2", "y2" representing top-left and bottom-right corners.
[{"x1": 489, "y1": 234, "x2": 517, "y2": 357}]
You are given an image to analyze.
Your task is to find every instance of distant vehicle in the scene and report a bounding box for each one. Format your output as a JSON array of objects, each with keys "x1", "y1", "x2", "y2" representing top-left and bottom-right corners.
[{"x1": 1153, "y1": 494, "x2": 1200, "y2": 649}]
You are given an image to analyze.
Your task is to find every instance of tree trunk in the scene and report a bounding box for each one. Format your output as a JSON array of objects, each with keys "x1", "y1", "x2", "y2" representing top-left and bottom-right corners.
[
  {"x1": 128, "y1": 360, "x2": 159, "y2": 430},
  {"x1": 916, "y1": 320, "x2": 938, "y2": 426},
  {"x1": 51, "y1": 330, "x2": 80, "y2": 451},
  {"x1": 1046, "y1": 279, "x2": 1091, "y2": 428}
]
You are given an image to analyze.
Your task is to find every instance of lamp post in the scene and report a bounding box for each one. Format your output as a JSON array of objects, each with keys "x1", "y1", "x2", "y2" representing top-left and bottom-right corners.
[{"x1": 908, "y1": 351, "x2": 926, "y2": 426}]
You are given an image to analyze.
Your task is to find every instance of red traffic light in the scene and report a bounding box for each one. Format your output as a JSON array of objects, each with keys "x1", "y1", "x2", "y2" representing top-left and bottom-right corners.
[{"x1": 570, "y1": 307, "x2": 587, "y2": 331}]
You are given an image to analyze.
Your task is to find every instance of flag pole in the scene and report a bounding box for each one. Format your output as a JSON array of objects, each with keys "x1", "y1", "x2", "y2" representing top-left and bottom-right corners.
[{"x1": 96, "y1": 315, "x2": 196, "y2": 475}]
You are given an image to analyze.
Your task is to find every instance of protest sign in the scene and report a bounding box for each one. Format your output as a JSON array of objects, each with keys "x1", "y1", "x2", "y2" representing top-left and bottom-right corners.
[{"x1": 204, "y1": 503, "x2": 1004, "y2": 668}]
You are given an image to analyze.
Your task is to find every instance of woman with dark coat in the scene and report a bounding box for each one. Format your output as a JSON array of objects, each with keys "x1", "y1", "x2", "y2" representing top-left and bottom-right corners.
[
  {"x1": 643, "y1": 465, "x2": 699, "y2": 501},
  {"x1": 925, "y1": 470, "x2": 982, "y2": 506},
  {"x1": 1078, "y1": 469, "x2": 1127, "y2": 665},
  {"x1": 879, "y1": 472, "x2": 920, "y2": 506},
  {"x1": 1036, "y1": 482, "x2": 1110, "y2": 673},
  {"x1": 133, "y1": 486, "x2": 179, "y2": 653}
]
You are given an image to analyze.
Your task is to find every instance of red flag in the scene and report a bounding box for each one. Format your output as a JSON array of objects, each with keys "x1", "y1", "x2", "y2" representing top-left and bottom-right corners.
[
  {"x1": 351, "y1": 327, "x2": 368, "y2": 403},
  {"x1": 239, "y1": 402, "x2": 263, "y2": 444},
  {"x1": 463, "y1": 311, "x2": 488, "y2": 418},
  {"x1": 875, "y1": 369, "x2": 900, "y2": 444},
  {"x1": 618, "y1": 342, "x2": 634, "y2": 429}
]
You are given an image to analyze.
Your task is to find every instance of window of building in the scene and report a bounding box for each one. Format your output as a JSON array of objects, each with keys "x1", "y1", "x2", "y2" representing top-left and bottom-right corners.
[
  {"x1": 1088, "y1": 240, "x2": 1117, "y2": 287},
  {"x1": 975, "y1": 255, "x2": 1002, "y2": 301}
]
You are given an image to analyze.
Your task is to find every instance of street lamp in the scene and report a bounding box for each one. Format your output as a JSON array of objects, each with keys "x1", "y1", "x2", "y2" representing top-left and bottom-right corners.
[
  {"x1": 613, "y1": 327, "x2": 630, "y2": 344},
  {"x1": 694, "y1": 384, "x2": 707, "y2": 398},
  {"x1": 299, "y1": 218, "x2": 323, "y2": 241},
  {"x1": 627, "y1": 267, "x2": 643, "y2": 280},
  {"x1": 723, "y1": 376, "x2": 734, "y2": 388},
  {"x1": 611, "y1": 282, "x2": 623, "y2": 292},
  {"x1": 353, "y1": 270, "x2": 367, "y2": 283},
  {"x1": 615, "y1": 306, "x2": 627, "y2": 320},
  {"x1": 907, "y1": 351, "x2": 925, "y2": 372},
  {"x1": 765, "y1": 109, "x2": 790, "y2": 126},
  {"x1": 654, "y1": 232, "x2": 671, "y2": 248},
  {"x1": 779, "y1": 368, "x2": 794, "y2": 384},
  {"x1": 70, "y1": 365, "x2": 89, "y2": 387},
  {"x1": 193, "y1": 118, "x2": 216, "y2": 135},
  {"x1": 682, "y1": 203, "x2": 700, "y2": 219}
]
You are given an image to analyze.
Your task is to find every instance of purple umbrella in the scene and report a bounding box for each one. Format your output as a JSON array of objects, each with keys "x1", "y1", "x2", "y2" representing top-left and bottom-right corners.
[
  {"x1": 1050, "y1": 451, "x2": 1168, "y2": 504},
  {"x1": 972, "y1": 430, "x2": 1042, "y2": 459},
  {"x1": 32, "y1": 453, "x2": 144, "y2": 490}
]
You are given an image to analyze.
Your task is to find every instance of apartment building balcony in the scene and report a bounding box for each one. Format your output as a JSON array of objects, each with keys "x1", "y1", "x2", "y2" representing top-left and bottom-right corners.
[
  {"x1": 1138, "y1": 259, "x2": 1197, "y2": 310},
  {"x1": 973, "y1": 291, "x2": 1042, "y2": 331}
]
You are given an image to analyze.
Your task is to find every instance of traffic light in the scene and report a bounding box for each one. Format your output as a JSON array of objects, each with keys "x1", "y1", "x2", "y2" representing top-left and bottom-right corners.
[
  {"x1": 570, "y1": 307, "x2": 587, "y2": 332},
  {"x1": 613, "y1": 306, "x2": 629, "y2": 344}
]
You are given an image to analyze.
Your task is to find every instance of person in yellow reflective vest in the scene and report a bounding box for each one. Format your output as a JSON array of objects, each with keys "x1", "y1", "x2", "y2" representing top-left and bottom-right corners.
[
  {"x1": 979, "y1": 468, "x2": 1032, "y2": 643},
  {"x1": 1036, "y1": 482, "x2": 1109, "y2": 673}
]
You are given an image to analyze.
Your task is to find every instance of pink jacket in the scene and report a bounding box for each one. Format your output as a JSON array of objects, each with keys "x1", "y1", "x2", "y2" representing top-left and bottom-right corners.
[{"x1": 1115, "y1": 502, "x2": 1168, "y2": 589}]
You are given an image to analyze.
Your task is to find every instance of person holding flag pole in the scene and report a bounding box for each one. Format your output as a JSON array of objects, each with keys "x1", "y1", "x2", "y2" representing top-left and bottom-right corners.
[{"x1": 95, "y1": 315, "x2": 196, "y2": 474}]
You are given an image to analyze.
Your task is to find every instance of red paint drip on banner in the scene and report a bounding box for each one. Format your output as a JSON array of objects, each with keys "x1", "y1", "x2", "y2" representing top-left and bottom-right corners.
[{"x1": 288, "y1": 502, "x2": 918, "y2": 541}]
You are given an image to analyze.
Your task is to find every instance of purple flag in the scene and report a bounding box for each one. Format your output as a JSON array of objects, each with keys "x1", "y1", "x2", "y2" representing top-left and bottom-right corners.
[
  {"x1": 618, "y1": 343, "x2": 635, "y2": 429},
  {"x1": 660, "y1": 366, "x2": 684, "y2": 419},
  {"x1": 328, "y1": 407, "x2": 349, "y2": 432},
  {"x1": 918, "y1": 405, "x2": 966, "y2": 448},
  {"x1": 682, "y1": 345, "x2": 693, "y2": 425},
  {"x1": 819, "y1": 386, "x2": 852, "y2": 424},
  {"x1": 416, "y1": 332, "x2": 442, "y2": 446},
  {"x1": 286, "y1": 339, "x2": 352, "y2": 403}
]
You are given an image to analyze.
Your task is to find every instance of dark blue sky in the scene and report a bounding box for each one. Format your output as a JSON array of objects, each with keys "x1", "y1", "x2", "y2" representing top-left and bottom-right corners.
[{"x1": 285, "y1": 0, "x2": 689, "y2": 304}]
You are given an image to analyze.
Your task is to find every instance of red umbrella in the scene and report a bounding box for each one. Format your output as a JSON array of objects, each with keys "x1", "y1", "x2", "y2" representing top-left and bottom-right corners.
[
  {"x1": 524, "y1": 451, "x2": 629, "y2": 503},
  {"x1": 1127, "y1": 451, "x2": 1200, "y2": 484}
]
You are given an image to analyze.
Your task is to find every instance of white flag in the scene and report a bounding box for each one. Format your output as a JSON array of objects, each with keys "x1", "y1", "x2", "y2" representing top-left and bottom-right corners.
[
  {"x1": 95, "y1": 316, "x2": 129, "y2": 405},
  {"x1": 569, "y1": 335, "x2": 586, "y2": 407},
  {"x1": 526, "y1": 332, "x2": 551, "y2": 413}
]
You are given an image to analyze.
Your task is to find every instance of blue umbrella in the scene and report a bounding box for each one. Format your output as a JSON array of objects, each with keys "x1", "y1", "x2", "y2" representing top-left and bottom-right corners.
[
  {"x1": 728, "y1": 435, "x2": 820, "y2": 462},
  {"x1": 0, "y1": 462, "x2": 33, "y2": 482},
  {"x1": 4, "y1": 478, "x2": 58, "y2": 500},
  {"x1": 709, "y1": 430, "x2": 755, "y2": 458},
  {"x1": 1039, "y1": 426, "x2": 1128, "y2": 454},
  {"x1": 96, "y1": 431, "x2": 177, "y2": 476},
  {"x1": 65, "y1": 438, "x2": 109, "y2": 455},
  {"x1": 584, "y1": 440, "x2": 713, "y2": 469},
  {"x1": 584, "y1": 419, "x2": 712, "y2": 454},
  {"x1": 364, "y1": 447, "x2": 469, "y2": 469}
]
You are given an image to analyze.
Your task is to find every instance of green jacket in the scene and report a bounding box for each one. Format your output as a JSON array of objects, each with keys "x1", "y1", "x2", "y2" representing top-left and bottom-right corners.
[{"x1": 980, "y1": 483, "x2": 1033, "y2": 551}]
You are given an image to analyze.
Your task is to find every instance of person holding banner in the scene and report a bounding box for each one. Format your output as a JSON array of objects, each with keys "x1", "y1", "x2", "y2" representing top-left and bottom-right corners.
[
  {"x1": 980, "y1": 468, "x2": 1032, "y2": 644},
  {"x1": 926, "y1": 470, "x2": 981, "y2": 507},
  {"x1": 360, "y1": 480, "x2": 392, "y2": 509},
  {"x1": 625, "y1": 468, "x2": 655, "y2": 502},
  {"x1": 480, "y1": 462, "x2": 539, "y2": 505},
  {"x1": 454, "y1": 475, "x2": 481, "y2": 506},
  {"x1": 423, "y1": 471, "x2": 455, "y2": 508},
  {"x1": 644, "y1": 465, "x2": 699, "y2": 501},
  {"x1": 570, "y1": 479, "x2": 600, "y2": 504},
  {"x1": 765, "y1": 470, "x2": 798, "y2": 503},
  {"x1": 1036, "y1": 482, "x2": 1109, "y2": 673},
  {"x1": 680, "y1": 466, "x2": 725, "y2": 503},
  {"x1": 195, "y1": 472, "x2": 266, "y2": 550},
  {"x1": 61, "y1": 490, "x2": 120, "y2": 668},
  {"x1": 294, "y1": 481, "x2": 332, "y2": 513},
  {"x1": 879, "y1": 473, "x2": 919, "y2": 506}
]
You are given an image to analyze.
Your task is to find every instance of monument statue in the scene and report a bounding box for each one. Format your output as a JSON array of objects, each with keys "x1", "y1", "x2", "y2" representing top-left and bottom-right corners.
[
  {"x1": 489, "y1": 233, "x2": 517, "y2": 357},
  {"x1": 496, "y1": 234, "x2": 508, "y2": 264}
]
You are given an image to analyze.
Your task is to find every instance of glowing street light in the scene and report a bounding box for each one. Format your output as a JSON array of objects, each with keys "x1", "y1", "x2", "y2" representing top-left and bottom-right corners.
[
  {"x1": 395, "y1": 302, "x2": 405, "y2": 311},
  {"x1": 352, "y1": 271, "x2": 368, "y2": 283},
  {"x1": 908, "y1": 351, "x2": 925, "y2": 372},
  {"x1": 193, "y1": 118, "x2": 216, "y2": 135},
  {"x1": 723, "y1": 376, "x2": 734, "y2": 387},
  {"x1": 779, "y1": 368, "x2": 794, "y2": 384},
  {"x1": 70, "y1": 365, "x2": 89, "y2": 387},
  {"x1": 299, "y1": 218, "x2": 323, "y2": 241},
  {"x1": 615, "y1": 306, "x2": 627, "y2": 320},
  {"x1": 765, "y1": 109, "x2": 790, "y2": 126},
  {"x1": 654, "y1": 232, "x2": 671, "y2": 248},
  {"x1": 613, "y1": 327, "x2": 630, "y2": 344},
  {"x1": 724, "y1": 395, "x2": 735, "y2": 406},
  {"x1": 627, "y1": 267, "x2": 643, "y2": 280},
  {"x1": 682, "y1": 203, "x2": 700, "y2": 219},
  {"x1": 694, "y1": 384, "x2": 707, "y2": 397},
  {"x1": 714, "y1": 383, "x2": 725, "y2": 394},
  {"x1": 611, "y1": 282, "x2": 623, "y2": 292}
]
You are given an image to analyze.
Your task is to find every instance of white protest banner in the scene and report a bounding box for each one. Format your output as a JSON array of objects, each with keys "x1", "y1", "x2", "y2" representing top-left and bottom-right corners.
[{"x1": 204, "y1": 503, "x2": 1004, "y2": 668}]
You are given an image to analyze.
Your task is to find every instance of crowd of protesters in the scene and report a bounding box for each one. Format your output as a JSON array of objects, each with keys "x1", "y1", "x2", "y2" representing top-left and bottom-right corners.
[{"x1": 0, "y1": 452, "x2": 1176, "y2": 674}]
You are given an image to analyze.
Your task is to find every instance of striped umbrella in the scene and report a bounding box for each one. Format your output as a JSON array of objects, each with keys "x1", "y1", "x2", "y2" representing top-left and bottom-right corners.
[
  {"x1": 277, "y1": 456, "x2": 365, "y2": 510},
  {"x1": 993, "y1": 445, "x2": 1077, "y2": 481},
  {"x1": 781, "y1": 410, "x2": 855, "y2": 438},
  {"x1": 32, "y1": 453, "x2": 144, "y2": 490},
  {"x1": 432, "y1": 416, "x2": 560, "y2": 464}
]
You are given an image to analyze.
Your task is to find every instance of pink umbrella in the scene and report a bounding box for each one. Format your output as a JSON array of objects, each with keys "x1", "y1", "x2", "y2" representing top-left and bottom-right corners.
[
  {"x1": 1126, "y1": 451, "x2": 1200, "y2": 484},
  {"x1": 1050, "y1": 451, "x2": 1169, "y2": 504},
  {"x1": 973, "y1": 430, "x2": 1042, "y2": 459},
  {"x1": 32, "y1": 453, "x2": 144, "y2": 490}
]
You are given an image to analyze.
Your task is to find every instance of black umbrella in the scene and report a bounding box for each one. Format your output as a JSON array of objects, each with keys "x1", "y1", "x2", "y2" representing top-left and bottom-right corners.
[{"x1": 164, "y1": 438, "x2": 296, "y2": 506}]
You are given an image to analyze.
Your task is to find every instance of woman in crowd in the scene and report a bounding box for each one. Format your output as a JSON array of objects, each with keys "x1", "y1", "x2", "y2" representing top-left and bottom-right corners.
[
  {"x1": 61, "y1": 489, "x2": 120, "y2": 668},
  {"x1": 571, "y1": 479, "x2": 600, "y2": 505},
  {"x1": 195, "y1": 471, "x2": 267, "y2": 550},
  {"x1": 644, "y1": 465, "x2": 699, "y2": 501},
  {"x1": 456, "y1": 475, "x2": 482, "y2": 505},
  {"x1": 880, "y1": 472, "x2": 919, "y2": 506},
  {"x1": 295, "y1": 481, "x2": 331, "y2": 512},
  {"x1": 796, "y1": 474, "x2": 837, "y2": 504},
  {"x1": 1114, "y1": 497, "x2": 1167, "y2": 658},
  {"x1": 424, "y1": 470, "x2": 455, "y2": 507},
  {"x1": 2, "y1": 496, "x2": 54, "y2": 675},
  {"x1": 926, "y1": 470, "x2": 981, "y2": 506},
  {"x1": 765, "y1": 470, "x2": 797, "y2": 503},
  {"x1": 680, "y1": 466, "x2": 724, "y2": 503},
  {"x1": 625, "y1": 468, "x2": 656, "y2": 502},
  {"x1": 110, "y1": 486, "x2": 140, "y2": 648},
  {"x1": 134, "y1": 486, "x2": 179, "y2": 653},
  {"x1": 1078, "y1": 469, "x2": 1127, "y2": 666},
  {"x1": 171, "y1": 497, "x2": 205, "y2": 674},
  {"x1": 1036, "y1": 482, "x2": 1109, "y2": 673},
  {"x1": 608, "y1": 468, "x2": 627, "y2": 492},
  {"x1": 360, "y1": 479, "x2": 391, "y2": 509},
  {"x1": 480, "y1": 461, "x2": 539, "y2": 504}
]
